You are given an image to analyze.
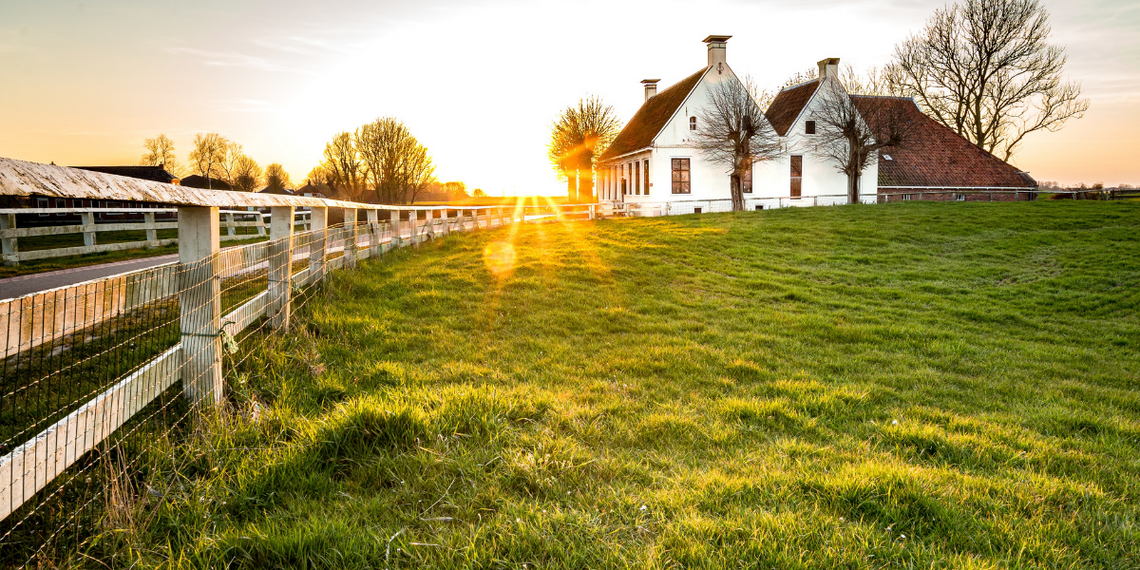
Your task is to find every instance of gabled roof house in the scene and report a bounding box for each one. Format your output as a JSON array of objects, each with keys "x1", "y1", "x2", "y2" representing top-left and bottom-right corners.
[{"x1": 598, "y1": 37, "x2": 1037, "y2": 212}]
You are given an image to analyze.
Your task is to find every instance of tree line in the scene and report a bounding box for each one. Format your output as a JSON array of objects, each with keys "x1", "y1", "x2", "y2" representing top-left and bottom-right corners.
[
  {"x1": 140, "y1": 133, "x2": 289, "y2": 193},
  {"x1": 139, "y1": 117, "x2": 454, "y2": 204},
  {"x1": 306, "y1": 117, "x2": 437, "y2": 205},
  {"x1": 549, "y1": 0, "x2": 1088, "y2": 209}
]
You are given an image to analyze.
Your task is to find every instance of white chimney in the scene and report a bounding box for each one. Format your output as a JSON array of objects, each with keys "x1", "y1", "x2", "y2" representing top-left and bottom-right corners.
[
  {"x1": 641, "y1": 79, "x2": 660, "y2": 102},
  {"x1": 703, "y1": 35, "x2": 731, "y2": 68},
  {"x1": 818, "y1": 57, "x2": 840, "y2": 79}
]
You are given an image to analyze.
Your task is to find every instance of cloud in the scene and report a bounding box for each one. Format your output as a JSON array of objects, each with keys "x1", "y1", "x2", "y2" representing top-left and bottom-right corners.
[
  {"x1": 164, "y1": 47, "x2": 316, "y2": 75},
  {"x1": 216, "y1": 99, "x2": 287, "y2": 114},
  {"x1": 250, "y1": 35, "x2": 355, "y2": 56}
]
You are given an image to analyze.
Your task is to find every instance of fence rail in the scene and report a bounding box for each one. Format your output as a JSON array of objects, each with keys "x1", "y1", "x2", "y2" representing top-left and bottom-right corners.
[{"x1": 0, "y1": 208, "x2": 271, "y2": 265}]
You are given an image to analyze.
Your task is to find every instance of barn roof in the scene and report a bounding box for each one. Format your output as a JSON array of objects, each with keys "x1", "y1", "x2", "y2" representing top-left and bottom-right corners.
[
  {"x1": 765, "y1": 79, "x2": 821, "y2": 136},
  {"x1": 852, "y1": 96, "x2": 1036, "y2": 188},
  {"x1": 180, "y1": 175, "x2": 233, "y2": 190},
  {"x1": 72, "y1": 165, "x2": 178, "y2": 184},
  {"x1": 599, "y1": 68, "x2": 707, "y2": 161}
]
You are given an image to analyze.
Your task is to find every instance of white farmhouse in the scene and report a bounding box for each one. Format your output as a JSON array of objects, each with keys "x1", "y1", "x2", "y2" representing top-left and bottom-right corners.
[
  {"x1": 597, "y1": 36, "x2": 1037, "y2": 213},
  {"x1": 597, "y1": 36, "x2": 858, "y2": 214}
]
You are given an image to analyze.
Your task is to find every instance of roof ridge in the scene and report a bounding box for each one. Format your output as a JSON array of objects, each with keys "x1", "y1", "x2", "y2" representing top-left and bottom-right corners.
[
  {"x1": 779, "y1": 78, "x2": 819, "y2": 92},
  {"x1": 598, "y1": 67, "x2": 709, "y2": 161}
]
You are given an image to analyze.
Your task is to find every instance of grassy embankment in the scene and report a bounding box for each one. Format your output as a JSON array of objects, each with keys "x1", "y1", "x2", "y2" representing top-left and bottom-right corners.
[{"x1": 94, "y1": 201, "x2": 1140, "y2": 568}]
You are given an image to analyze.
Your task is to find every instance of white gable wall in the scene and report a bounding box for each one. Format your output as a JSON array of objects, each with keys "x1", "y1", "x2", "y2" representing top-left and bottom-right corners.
[{"x1": 782, "y1": 77, "x2": 879, "y2": 205}]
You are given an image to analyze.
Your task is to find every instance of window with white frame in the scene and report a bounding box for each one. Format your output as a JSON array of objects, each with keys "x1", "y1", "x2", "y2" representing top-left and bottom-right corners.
[{"x1": 671, "y1": 158, "x2": 691, "y2": 194}]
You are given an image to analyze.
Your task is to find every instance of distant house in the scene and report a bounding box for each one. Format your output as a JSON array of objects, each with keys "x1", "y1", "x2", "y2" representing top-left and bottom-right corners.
[
  {"x1": 180, "y1": 175, "x2": 233, "y2": 190},
  {"x1": 598, "y1": 36, "x2": 1036, "y2": 211}
]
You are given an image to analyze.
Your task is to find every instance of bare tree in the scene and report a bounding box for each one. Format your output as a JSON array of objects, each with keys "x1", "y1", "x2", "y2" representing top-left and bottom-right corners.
[
  {"x1": 189, "y1": 133, "x2": 229, "y2": 189},
  {"x1": 811, "y1": 88, "x2": 917, "y2": 203},
  {"x1": 230, "y1": 155, "x2": 262, "y2": 193},
  {"x1": 548, "y1": 96, "x2": 621, "y2": 202},
  {"x1": 693, "y1": 76, "x2": 783, "y2": 211},
  {"x1": 442, "y1": 181, "x2": 469, "y2": 199},
  {"x1": 264, "y1": 163, "x2": 291, "y2": 193},
  {"x1": 396, "y1": 141, "x2": 436, "y2": 204},
  {"x1": 218, "y1": 141, "x2": 247, "y2": 188},
  {"x1": 321, "y1": 131, "x2": 366, "y2": 200},
  {"x1": 356, "y1": 118, "x2": 436, "y2": 204},
  {"x1": 140, "y1": 134, "x2": 181, "y2": 175},
  {"x1": 887, "y1": 0, "x2": 1089, "y2": 161}
]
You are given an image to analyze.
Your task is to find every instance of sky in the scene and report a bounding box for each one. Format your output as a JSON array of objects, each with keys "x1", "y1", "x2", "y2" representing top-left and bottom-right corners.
[{"x1": 0, "y1": 0, "x2": 1137, "y2": 196}]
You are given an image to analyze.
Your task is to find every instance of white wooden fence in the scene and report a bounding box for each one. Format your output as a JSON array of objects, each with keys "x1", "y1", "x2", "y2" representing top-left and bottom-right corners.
[
  {"x1": 0, "y1": 157, "x2": 602, "y2": 541},
  {"x1": 0, "y1": 208, "x2": 275, "y2": 265}
]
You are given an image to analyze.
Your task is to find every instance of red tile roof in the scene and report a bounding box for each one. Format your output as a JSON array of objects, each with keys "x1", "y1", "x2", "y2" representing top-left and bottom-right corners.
[
  {"x1": 765, "y1": 80, "x2": 820, "y2": 137},
  {"x1": 852, "y1": 96, "x2": 1035, "y2": 188},
  {"x1": 599, "y1": 68, "x2": 707, "y2": 162}
]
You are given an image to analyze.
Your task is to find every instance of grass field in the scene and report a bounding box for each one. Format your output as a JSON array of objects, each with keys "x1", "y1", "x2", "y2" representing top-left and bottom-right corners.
[{"x1": 85, "y1": 201, "x2": 1139, "y2": 568}]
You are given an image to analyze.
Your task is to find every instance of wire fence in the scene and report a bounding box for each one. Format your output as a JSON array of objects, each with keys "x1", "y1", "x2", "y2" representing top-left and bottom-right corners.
[{"x1": 0, "y1": 205, "x2": 530, "y2": 567}]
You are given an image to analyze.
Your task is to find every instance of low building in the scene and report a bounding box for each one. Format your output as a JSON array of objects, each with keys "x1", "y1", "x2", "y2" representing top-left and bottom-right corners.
[
  {"x1": 598, "y1": 36, "x2": 1036, "y2": 212},
  {"x1": 180, "y1": 175, "x2": 233, "y2": 190},
  {"x1": 852, "y1": 96, "x2": 1037, "y2": 201}
]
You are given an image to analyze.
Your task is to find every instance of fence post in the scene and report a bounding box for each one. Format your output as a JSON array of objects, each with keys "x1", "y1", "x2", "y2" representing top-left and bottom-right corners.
[
  {"x1": 268, "y1": 206, "x2": 294, "y2": 331},
  {"x1": 0, "y1": 213, "x2": 17, "y2": 266},
  {"x1": 82, "y1": 212, "x2": 97, "y2": 247},
  {"x1": 589, "y1": 204, "x2": 596, "y2": 220},
  {"x1": 366, "y1": 209, "x2": 379, "y2": 257},
  {"x1": 344, "y1": 207, "x2": 358, "y2": 268},
  {"x1": 224, "y1": 212, "x2": 235, "y2": 238},
  {"x1": 177, "y1": 206, "x2": 223, "y2": 406},
  {"x1": 256, "y1": 213, "x2": 267, "y2": 236},
  {"x1": 310, "y1": 206, "x2": 328, "y2": 284}
]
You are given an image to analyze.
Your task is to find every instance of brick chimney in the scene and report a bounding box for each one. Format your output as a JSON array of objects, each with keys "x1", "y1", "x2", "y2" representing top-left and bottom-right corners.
[
  {"x1": 641, "y1": 79, "x2": 660, "y2": 102},
  {"x1": 818, "y1": 57, "x2": 840, "y2": 79},
  {"x1": 703, "y1": 35, "x2": 731, "y2": 68}
]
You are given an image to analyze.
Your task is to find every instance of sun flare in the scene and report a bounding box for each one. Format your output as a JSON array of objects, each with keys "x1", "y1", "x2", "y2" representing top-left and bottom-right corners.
[{"x1": 483, "y1": 241, "x2": 517, "y2": 277}]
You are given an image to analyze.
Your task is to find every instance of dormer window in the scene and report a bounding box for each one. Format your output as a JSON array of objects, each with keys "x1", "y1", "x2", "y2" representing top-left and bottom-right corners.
[
  {"x1": 884, "y1": 154, "x2": 894, "y2": 161},
  {"x1": 805, "y1": 121, "x2": 816, "y2": 134},
  {"x1": 689, "y1": 117, "x2": 697, "y2": 130}
]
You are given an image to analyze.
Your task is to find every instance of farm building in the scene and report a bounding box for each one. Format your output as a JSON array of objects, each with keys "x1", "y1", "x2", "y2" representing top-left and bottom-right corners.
[{"x1": 597, "y1": 36, "x2": 1036, "y2": 212}]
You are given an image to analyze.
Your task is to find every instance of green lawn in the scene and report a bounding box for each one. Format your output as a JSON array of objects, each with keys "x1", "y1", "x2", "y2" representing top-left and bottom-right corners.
[{"x1": 88, "y1": 201, "x2": 1140, "y2": 568}]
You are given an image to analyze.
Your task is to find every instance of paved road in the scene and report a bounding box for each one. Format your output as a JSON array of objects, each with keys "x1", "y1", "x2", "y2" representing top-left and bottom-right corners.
[{"x1": 0, "y1": 254, "x2": 178, "y2": 300}]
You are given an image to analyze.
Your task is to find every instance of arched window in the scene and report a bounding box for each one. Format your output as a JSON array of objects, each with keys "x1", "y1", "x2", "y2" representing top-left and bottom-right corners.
[{"x1": 689, "y1": 117, "x2": 697, "y2": 130}]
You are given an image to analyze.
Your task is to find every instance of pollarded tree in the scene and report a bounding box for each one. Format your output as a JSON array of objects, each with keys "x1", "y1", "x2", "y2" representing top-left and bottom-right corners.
[
  {"x1": 811, "y1": 88, "x2": 916, "y2": 203},
  {"x1": 693, "y1": 76, "x2": 783, "y2": 211},
  {"x1": 547, "y1": 96, "x2": 621, "y2": 202},
  {"x1": 887, "y1": 0, "x2": 1089, "y2": 161}
]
